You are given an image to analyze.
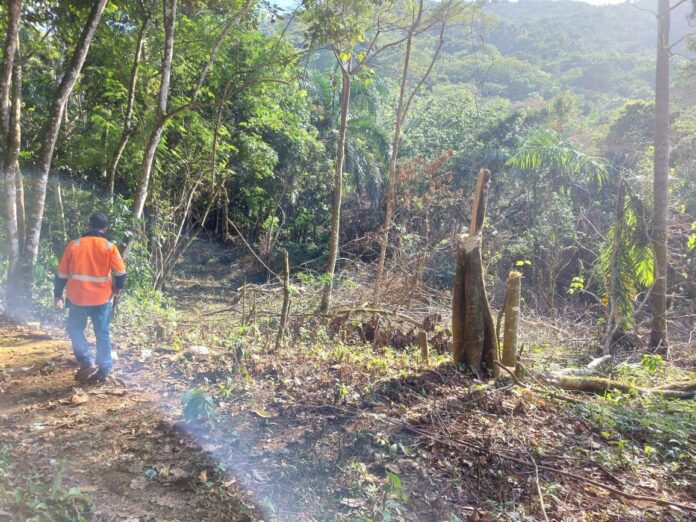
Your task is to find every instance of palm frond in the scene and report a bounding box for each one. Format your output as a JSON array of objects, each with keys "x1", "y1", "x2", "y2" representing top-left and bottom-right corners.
[
  {"x1": 507, "y1": 127, "x2": 608, "y2": 184},
  {"x1": 350, "y1": 77, "x2": 390, "y2": 115},
  {"x1": 348, "y1": 116, "x2": 391, "y2": 165},
  {"x1": 344, "y1": 138, "x2": 383, "y2": 206},
  {"x1": 597, "y1": 180, "x2": 653, "y2": 326}
]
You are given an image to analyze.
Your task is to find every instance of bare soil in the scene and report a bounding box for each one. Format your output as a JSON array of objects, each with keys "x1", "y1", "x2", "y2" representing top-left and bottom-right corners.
[{"x1": 0, "y1": 318, "x2": 257, "y2": 522}]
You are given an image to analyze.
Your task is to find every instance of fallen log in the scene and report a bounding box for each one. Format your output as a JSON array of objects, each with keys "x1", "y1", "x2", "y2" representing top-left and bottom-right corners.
[
  {"x1": 553, "y1": 376, "x2": 696, "y2": 399},
  {"x1": 654, "y1": 379, "x2": 696, "y2": 392},
  {"x1": 510, "y1": 361, "x2": 696, "y2": 401}
]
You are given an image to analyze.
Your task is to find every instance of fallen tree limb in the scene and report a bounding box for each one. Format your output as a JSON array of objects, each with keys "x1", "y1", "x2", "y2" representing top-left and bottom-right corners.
[
  {"x1": 521, "y1": 357, "x2": 695, "y2": 399},
  {"x1": 495, "y1": 361, "x2": 525, "y2": 388},
  {"x1": 553, "y1": 376, "x2": 696, "y2": 399},
  {"x1": 556, "y1": 355, "x2": 612, "y2": 377},
  {"x1": 587, "y1": 355, "x2": 612, "y2": 370},
  {"x1": 654, "y1": 379, "x2": 696, "y2": 392}
]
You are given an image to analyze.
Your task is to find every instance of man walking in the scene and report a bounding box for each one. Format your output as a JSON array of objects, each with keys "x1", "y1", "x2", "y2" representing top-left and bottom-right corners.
[{"x1": 54, "y1": 213, "x2": 126, "y2": 384}]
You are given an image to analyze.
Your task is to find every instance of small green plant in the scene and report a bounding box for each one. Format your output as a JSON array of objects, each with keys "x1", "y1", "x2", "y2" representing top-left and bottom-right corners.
[
  {"x1": 568, "y1": 275, "x2": 585, "y2": 295},
  {"x1": 182, "y1": 388, "x2": 216, "y2": 426},
  {"x1": 381, "y1": 471, "x2": 409, "y2": 522},
  {"x1": 0, "y1": 448, "x2": 93, "y2": 521},
  {"x1": 216, "y1": 378, "x2": 240, "y2": 398},
  {"x1": 640, "y1": 353, "x2": 663, "y2": 373},
  {"x1": 334, "y1": 382, "x2": 349, "y2": 403},
  {"x1": 611, "y1": 438, "x2": 627, "y2": 463},
  {"x1": 643, "y1": 444, "x2": 657, "y2": 459}
]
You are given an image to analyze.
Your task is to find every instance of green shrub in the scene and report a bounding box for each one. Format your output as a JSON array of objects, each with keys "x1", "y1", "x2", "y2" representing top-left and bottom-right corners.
[
  {"x1": 0, "y1": 447, "x2": 93, "y2": 521},
  {"x1": 182, "y1": 388, "x2": 217, "y2": 426}
]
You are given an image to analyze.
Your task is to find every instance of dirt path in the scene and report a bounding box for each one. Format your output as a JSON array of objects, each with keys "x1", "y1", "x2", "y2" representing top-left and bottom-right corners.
[{"x1": 0, "y1": 319, "x2": 257, "y2": 522}]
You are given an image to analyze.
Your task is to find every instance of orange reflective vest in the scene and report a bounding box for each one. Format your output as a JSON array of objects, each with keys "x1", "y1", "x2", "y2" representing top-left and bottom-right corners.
[{"x1": 57, "y1": 235, "x2": 127, "y2": 306}]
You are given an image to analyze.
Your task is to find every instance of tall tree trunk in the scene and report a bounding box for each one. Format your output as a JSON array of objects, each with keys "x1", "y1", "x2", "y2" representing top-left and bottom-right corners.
[
  {"x1": 129, "y1": 0, "x2": 252, "y2": 223},
  {"x1": 108, "y1": 9, "x2": 149, "y2": 197},
  {"x1": 131, "y1": 0, "x2": 176, "y2": 223},
  {"x1": 7, "y1": 0, "x2": 107, "y2": 315},
  {"x1": 320, "y1": 69, "x2": 351, "y2": 313},
  {"x1": 15, "y1": 159, "x2": 25, "y2": 253},
  {"x1": 50, "y1": 177, "x2": 68, "y2": 255},
  {"x1": 125, "y1": 0, "x2": 250, "y2": 259},
  {"x1": 22, "y1": 0, "x2": 108, "y2": 262},
  {"x1": 8, "y1": 48, "x2": 22, "y2": 254},
  {"x1": 0, "y1": 0, "x2": 20, "y2": 143},
  {"x1": 650, "y1": 0, "x2": 670, "y2": 349},
  {"x1": 372, "y1": 12, "x2": 414, "y2": 303},
  {"x1": 1, "y1": 2, "x2": 21, "y2": 308}
]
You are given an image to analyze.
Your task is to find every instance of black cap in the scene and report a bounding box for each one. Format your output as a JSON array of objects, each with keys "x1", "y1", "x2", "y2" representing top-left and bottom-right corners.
[{"x1": 88, "y1": 213, "x2": 109, "y2": 230}]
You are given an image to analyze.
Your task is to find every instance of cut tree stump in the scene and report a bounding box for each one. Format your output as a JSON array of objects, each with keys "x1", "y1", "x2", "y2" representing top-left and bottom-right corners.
[
  {"x1": 501, "y1": 271, "x2": 522, "y2": 367},
  {"x1": 275, "y1": 250, "x2": 290, "y2": 350},
  {"x1": 418, "y1": 330, "x2": 429, "y2": 365},
  {"x1": 452, "y1": 169, "x2": 499, "y2": 377}
]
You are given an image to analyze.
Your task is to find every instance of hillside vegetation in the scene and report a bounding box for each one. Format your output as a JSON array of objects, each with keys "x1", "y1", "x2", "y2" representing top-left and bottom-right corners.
[{"x1": 1, "y1": 0, "x2": 695, "y2": 519}]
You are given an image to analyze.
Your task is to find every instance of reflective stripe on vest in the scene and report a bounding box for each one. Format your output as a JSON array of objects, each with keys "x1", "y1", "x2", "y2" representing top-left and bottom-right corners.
[{"x1": 68, "y1": 273, "x2": 112, "y2": 283}]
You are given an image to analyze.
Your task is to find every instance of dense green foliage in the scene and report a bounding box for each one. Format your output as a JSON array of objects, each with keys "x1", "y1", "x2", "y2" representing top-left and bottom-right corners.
[{"x1": 0, "y1": 0, "x2": 695, "y2": 337}]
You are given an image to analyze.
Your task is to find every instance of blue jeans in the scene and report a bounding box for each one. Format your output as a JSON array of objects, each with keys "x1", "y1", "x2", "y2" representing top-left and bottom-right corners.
[{"x1": 67, "y1": 301, "x2": 113, "y2": 374}]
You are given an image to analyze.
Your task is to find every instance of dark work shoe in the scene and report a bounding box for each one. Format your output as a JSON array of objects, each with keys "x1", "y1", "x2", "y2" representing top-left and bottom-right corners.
[
  {"x1": 87, "y1": 370, "x2": 109, "y2": 384},
  {"x1": 75, "y1": 366, "x2": 98, "y2": 384}
]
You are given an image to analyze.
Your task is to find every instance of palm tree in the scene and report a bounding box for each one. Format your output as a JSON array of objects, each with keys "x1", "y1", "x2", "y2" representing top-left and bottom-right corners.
[
  {"x1": 507, "y1": 127, "x2": 607, "y2": 308},
  {"x1": 507, "y1": 128, "x2": 607, "y2": 184},
  {"x1": 598, "y1": 173, "x2": 653, "y2": 353},
  {"x1": 307, "y1": 71, "x2": 390, "y2": 208}
]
